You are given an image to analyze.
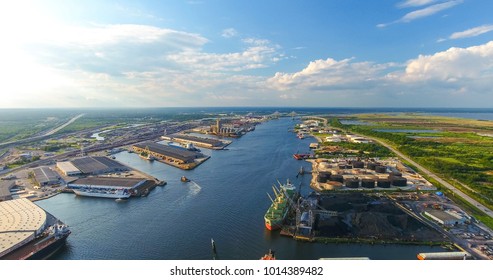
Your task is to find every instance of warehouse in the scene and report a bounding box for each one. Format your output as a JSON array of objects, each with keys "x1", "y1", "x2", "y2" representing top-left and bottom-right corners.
[
  {"x1": 32, "y1": 167, "x2": 60, "y2": 187},
  {"x1": 166, "y1": 134, "x2": 227, "y2": 149},
  {"x1": 424, "y1": 210, "x2": 466, "y2": 226},
  {"x1": 133, "y1": 142, "x2": 203, "y2": 164},
  {"x1": 70, "y1": 156, "x2": 128, "y2": 175},
  {"x1": 56, "y1": 161, "x2": 81, "y2": 176}
]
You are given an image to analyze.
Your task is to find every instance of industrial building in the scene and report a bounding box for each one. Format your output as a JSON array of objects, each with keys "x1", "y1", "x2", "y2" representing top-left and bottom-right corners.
[
  {"x1": 68, "y1": 177, "x2": 147, "y2": 191},
  {"x1": 0, "y1": 181, "x2": 15, "y2": 201},
  {"x1": 424, "y1": 210, "x2": 467, "y2": 226},
  {"x1": 70, "y1": 156, "x2": 128, "y2": 175},
  {"x1": 164, "y1": 134, "x2": 228, "y2": 149},
  {"x1": 32, "y1": 167, "x2": 60, "y2": 187},
  {"x1": 209, "y1": 119, "x2": 241, "y2": 137},
  {"x1": 56, "y1": 161, "x2": 82, "y2": 176},
  {"x1": 0, "y1": 198, "x2": 47, "y2": 258},
  {"x1": 133, "y1": 142, "x2": 203, "y2": 164}
]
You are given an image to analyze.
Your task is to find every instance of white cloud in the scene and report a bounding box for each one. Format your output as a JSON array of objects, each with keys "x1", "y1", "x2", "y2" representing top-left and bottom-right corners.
[
  {"x1": 397, "y1": 0, "x2": 438, "y2": 8},
  {"x1": 267, "y1": 58, "x2": 393, "y2": 91},
  {"x1": 449, "y1": 24, "x2": 493, "y2": 40},
  {"x1": 167, "y1": 38, "x2": 281, "y2": 72},
  {"x1": 378, "y1": 0, "x2": 462, "y2": 28},
  {"x1": 265, "y1": 41, "x2": 493, "y2": 107},
  {"x1": 221, "y1": 28, "x2": 238, "y2": 38},
  {"x1": 400, "y1": 41, "x2": 493, "y2": 82},
  {"x1": 0, "y1": 21, "x2": 287, "y2": 107}
]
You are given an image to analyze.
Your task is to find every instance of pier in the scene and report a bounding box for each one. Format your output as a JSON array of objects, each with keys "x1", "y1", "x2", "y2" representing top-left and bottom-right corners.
[
  {"x1": 162, "y1": 134, "x2": 231, "y2": 150},
  {"x1": 133, "y1": 142, "x2": 210, "y2": 170}
]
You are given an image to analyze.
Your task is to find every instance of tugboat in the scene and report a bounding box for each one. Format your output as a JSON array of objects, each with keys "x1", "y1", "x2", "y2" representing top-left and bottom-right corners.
[
  {"x1": 260, "y1": 249, "x2": 276, "y2": 260},
  {"x1": 181, "y1": 176, "x2": 190, "y2": 182}
]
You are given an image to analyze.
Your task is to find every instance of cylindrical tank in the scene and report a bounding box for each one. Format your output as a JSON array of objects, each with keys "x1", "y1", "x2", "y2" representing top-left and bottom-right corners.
[
  {"x1": 352, "y1": 161, "x2": 365, "y2": 168},
  {"x1": 377, "y1": 179, "x2": 391, "y2": 188},
  {"x1": 367, "y1": 162, "x2": 377, "y2": 170},
  {"x1": 331, "y1": 174, "x2": 344, "y2": 183},
  {"x1": 391, "y1": 177, "x2": 407, "y2": 187},
  {"x1": 324, "y1": 181, "x2": 343, "y2": 190},
  {"x1": 375, "y1": 165, "x2": 387, "y2": 174},
  {"x1": 345, "y1": 178, "x2": 360, "y2": 188},
  {"x1": 361, "y1": 179, "x2": 375, "y2": 188},
  {"x1": 317, "y1": 172, "x2": 330, "y2": 183}
]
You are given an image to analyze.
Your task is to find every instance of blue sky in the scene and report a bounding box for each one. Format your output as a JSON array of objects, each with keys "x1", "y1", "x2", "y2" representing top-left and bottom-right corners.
[{"x1": 1, "y1": 0, "x2": 492, "y2": 108}]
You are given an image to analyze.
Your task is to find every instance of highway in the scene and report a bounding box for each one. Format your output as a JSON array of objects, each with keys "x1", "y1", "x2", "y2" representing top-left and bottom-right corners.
[
  {"x1": 43, "y1": 113, "x2": 85, "y2": 136},
  {"x1": 368, "y1": 136, "x2": 493, "y2": 219}
]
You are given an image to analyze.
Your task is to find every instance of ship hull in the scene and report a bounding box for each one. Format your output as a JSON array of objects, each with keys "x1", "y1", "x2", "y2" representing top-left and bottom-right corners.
[
  {"x1": 28, "y1": 234, "x2": 69, "y2": 260},
  {"x1": 73, "y1": 189, "x2": 131, "y2": 199},
  {"x1": 264, "y1": 220, "x2": 282, "y2": 231}
]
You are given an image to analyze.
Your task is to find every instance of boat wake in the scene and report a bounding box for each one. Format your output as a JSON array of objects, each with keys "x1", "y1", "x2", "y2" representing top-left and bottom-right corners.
[{"x1": 188, "y1": 181, "x2": 202, "y2": 196}]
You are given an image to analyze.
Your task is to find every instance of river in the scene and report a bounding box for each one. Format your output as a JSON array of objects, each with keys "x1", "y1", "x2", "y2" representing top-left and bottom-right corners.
[{"x1": 36, "y1": 117, "x2": 446, "y2": 260}]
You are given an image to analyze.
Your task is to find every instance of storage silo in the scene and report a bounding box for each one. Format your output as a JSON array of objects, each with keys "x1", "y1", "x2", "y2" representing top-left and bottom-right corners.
[
  {"x1": 331, "y1": 174, "x2": 344, "y2": 183},
  {"x1": 352, "y1": 161, "x2": 365, "y2": 168},
  {"x1": 377, "y1": 178, "x2": 391, "y2": 188},
  {"x1": 391, "y1": 177, "x2": 407, "y2": 187},
  {"x1": 375, "y1": 165, "x2": 387, "y2": 174},
  {"x1": 361, "y1": 178, "x2": 375, "y2": 188},
  {"x1": 345, "y1": 178, "x2": 360, "y2": 189}
]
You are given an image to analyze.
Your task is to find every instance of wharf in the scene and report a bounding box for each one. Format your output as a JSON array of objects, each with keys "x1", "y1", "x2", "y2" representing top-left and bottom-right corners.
[
  {"x1": 132, "y1": 179, "x2": 158, "y2": 197},
  {"x1": 133, "y1": 142, "x2": 209, "y2": 170},
  {"x1": 162, "y1": 134, "x2": 231, "y2": 150}
]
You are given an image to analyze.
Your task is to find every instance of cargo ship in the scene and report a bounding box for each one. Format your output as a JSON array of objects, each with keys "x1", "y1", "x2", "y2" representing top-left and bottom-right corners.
[
  {"x1": 264, "y1": 180, "x2": 297, "y2": 231},
  {"x1": 72, "y1": 188, "x2": 131, "y2": 199}
]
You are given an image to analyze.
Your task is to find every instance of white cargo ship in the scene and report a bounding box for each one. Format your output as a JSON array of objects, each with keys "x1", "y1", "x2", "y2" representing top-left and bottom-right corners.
[{"x1": 72, "y1": 188, "x2": 131, "y2": 199}]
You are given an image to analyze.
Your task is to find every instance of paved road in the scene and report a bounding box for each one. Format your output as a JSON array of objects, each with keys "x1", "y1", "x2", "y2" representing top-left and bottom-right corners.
[
  {"x1": 43, "y1": 113, "x2": 85, "y2": 136},
  {"x1": 368, "y1": 136, "x2": 493, "y2": 219}
]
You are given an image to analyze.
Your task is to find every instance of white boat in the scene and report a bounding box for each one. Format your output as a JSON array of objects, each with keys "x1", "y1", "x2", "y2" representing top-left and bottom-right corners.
[{"x1": 73, "y1": 188, "x2": 131, "y2": 199}]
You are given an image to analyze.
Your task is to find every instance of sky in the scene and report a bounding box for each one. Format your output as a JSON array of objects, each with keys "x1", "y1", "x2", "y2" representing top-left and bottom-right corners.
[{"x1": 1, "y1": 0, "x2": 493, "y2": 108}]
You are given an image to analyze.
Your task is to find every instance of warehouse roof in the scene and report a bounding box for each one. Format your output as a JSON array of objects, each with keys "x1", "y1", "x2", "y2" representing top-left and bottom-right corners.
[
  {"x1": 70, "y1": 156, "x2": 127, "y2": 174},
  {"x1": 56, "y1": 161, "x2": 81, "y2": 174},
  {"x1": 134, "y1": 142, "x2": 200, "y2": 162},
  {"x1": 32, "y1": 167, "x2": 59, "y2": 184},
  {"x1": 171, "y1": 134, "x2": 223, "y2": 146},
  {"x1": 425, "y1": 210, "x2": 461, "y2": 223}
]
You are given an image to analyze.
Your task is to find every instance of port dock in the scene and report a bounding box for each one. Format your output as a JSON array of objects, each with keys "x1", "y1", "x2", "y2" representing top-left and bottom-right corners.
[
  {"x1": 162, "y1": 134, "x2": 231, "y2": 150},
  {"x1": 133, "y1": 142, "x2": 210, "y2": 170}
]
